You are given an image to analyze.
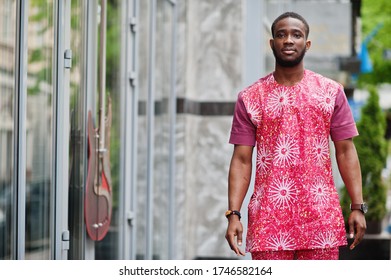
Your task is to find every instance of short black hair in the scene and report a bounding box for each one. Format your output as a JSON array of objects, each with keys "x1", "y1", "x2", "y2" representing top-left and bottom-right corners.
[{"x1": 271, "y1": 12, "x2": 310, "y2": 39}]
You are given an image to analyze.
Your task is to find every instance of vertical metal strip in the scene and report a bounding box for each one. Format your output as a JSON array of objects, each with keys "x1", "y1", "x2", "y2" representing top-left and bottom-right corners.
[
  {"x1": 120, "y1": 0, "x2": 139, "y2": 259},
  {"x1": 85, "y1": 2, "x2": 98, "y2": 116},
  {"x1": 130, "y1": 0, "x2": 140, "y2": 260},
  {"x1": 168, "y1": 0, "x2": 178, "y2": 260},
  {"x1": 53, "y1": 0, "x2": 70, "y2": 260},
  {"x1": 118, "y1": 0, "x2": 127, "y2": 260},
  {"x1": 146, "y1": 0, "x2": 156, "y2": 260},
  {"x1": 13, "y1": 0, "x2": 28, "y2": 260},
  {"x1": 119, "y1": 0, "x2": 139, "y2": 260},
  {"x1": 52, "y1": 0, "x2": 59, "y2": 260},
  {"x1": 84, "y1": 0, "x2": 99, "y2": 260},
  {"x1": 98, "y1": 0, "x2": 107, "y2": 153}
]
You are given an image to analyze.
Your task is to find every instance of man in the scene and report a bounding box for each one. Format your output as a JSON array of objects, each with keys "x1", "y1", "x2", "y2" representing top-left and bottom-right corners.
[{"x1": 225, "y1": 12, "x2": 366, "y2": 260}]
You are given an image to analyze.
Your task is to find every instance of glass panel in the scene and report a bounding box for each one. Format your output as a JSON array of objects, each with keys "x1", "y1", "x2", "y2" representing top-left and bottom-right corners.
[
  {"x1": 94, "y1": 0, "x2": 121, "y2": 260},
  {"x1": 68, "y1": 0, "x2": 86, "y2": 260},
  {"x1": 0, "y1": 0, "x2": 16, "y2": 260},
  {"x1": 25, "y1": 0, "x2": 54, "y2": 259}
]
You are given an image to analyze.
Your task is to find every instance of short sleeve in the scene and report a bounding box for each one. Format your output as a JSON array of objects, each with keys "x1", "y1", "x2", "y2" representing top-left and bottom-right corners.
[
  {"x1": 229, "y1": 92, "x2": 256, "y2": 146},
  {"x1": 330, "y1": 87, "x2": 359, "y2": 141}
]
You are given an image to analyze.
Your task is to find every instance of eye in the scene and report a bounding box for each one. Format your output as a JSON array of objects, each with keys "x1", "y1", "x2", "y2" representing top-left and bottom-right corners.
[
  {"x1": 293, "y1": 33, "x2": 302, "y2": 39},
  {"x1": 276, "y1": 33, "x2": 285, "y2": 39}
]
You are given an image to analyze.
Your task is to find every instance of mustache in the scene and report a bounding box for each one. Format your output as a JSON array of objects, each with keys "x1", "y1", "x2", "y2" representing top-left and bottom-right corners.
[
  {"x1": 272, "y1": 46, "x2": 306, "y2": 68},
  {"x1": 281, "y1": 48, "x2": 296, "y2": 52}
]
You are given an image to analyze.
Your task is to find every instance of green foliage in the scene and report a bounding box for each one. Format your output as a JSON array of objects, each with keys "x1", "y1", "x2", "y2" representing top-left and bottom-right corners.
[
  {"x1": 358, "y1": 0, "x2": 391, "y2": 86},
  {"x1": 106, "y1": 0, "x2": 121, "y2": 92},
  {"x1": 341, "y1": 86, "x2": 388, "y2": 222},
  {"x1": 356, "y1": 87, "x2": 388, "y2": 176},
  {"x1": 27, "y1": 1, "x2": 53, "y2": 96},
  {"x1": 30, "y1": 0, "x2": 53, "y2": 23},
  {"x1": 106, "y1": 0, "x2": 121, "y2": 209}
]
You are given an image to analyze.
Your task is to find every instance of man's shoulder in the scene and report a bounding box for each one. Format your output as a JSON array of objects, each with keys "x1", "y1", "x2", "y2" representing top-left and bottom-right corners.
[
  {"x1": 305, "y1": 69, "x2": 342, "y2": 88},
  {"x1": 239, "y1": 73, "x2": 273, "y2": 98}
]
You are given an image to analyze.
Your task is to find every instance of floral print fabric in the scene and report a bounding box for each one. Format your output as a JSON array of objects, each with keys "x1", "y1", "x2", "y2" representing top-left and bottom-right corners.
[{"x1": 230, "y1": 70, "x2": 358, "y2": 253}]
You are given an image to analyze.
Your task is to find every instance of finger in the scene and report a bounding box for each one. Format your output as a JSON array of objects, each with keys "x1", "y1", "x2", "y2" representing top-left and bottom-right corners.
[
  {"x1": 233, "y1": 242, "x2": 245, "y2": 256},
  {"x1": 226, "y1": 232, "x2": 239, "y2": 254},
  {"x1": 350, "y1": 228, "x2": 364, "y2": 250},
  {"x1": 231, "y1": 242, "x2": 244, "y2": 256},
  {"x1": 226, "y1": 232, "x2": 245, "y2": 256},
  {"x1": 237, "y1": 230, "x2": 243, "y2": 247},
  {"x1": 348, "y1": 211, "x2": 360, "y2": 234},
  {"x1": 235, "y1": 233, "x2": 245, "y2": 256},
  {"x1": 348, "y1": 221, "x2": 355, "y2": 239},
  {"x1": 237, "y1": 248, "x2": 246, "y2": 256},
  {"x1": 350, "y1": 236, "x2": 360, "y2": 250}
]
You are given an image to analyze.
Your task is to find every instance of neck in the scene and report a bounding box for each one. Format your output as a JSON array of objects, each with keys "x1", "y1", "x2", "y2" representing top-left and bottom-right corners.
[{"x1": 273, "y1": 65, "x2": 305, "y2": 86}]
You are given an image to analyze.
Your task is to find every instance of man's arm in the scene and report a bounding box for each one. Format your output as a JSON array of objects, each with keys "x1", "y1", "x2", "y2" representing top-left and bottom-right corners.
[
  {"x1": 225, "y1": 144, "x2": 254, "y2": 256},
  {"x1": 334, "y1": 138, "x2": 366, "y2": 250}
]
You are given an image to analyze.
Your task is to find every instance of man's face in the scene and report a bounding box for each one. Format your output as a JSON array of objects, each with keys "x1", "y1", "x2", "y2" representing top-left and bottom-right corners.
[{"x1": 270, "y1": 17, "x2": 311, "y2": 68}]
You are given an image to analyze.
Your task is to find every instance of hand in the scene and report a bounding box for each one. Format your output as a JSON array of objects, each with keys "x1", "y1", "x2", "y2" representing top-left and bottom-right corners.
[
  {"x1": 225, "y1": 217, "x2": 245, "y2": 256},
  {"x1": 348, "y1": 210, "x2": 366, "y2": 250}
]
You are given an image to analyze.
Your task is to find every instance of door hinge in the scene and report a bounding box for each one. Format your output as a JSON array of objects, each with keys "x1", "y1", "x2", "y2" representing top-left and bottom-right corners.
[
  {"x1": 127, "y1": 211, "x2": 135, "y2": 226},
  {"x1": 64, "y1": 49, "x2": 72, "y2": 69},
  {"x1": 129, "y1": 71, "x2": 137, "y2": 87},
  {"x1": 130, "y1": 17, "x2": 137, "y2": 33},
  {"x1": 62, "y1": 230, "x2": 70, "y2": 250}
]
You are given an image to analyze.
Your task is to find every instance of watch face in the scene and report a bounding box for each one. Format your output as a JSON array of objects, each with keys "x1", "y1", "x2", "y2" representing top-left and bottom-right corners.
[{"x1": 361, "y1": 203, "x2": 368, "y2": 214}]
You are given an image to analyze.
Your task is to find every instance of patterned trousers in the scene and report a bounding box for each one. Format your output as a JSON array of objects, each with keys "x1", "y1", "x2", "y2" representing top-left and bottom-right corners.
[{"x1": 251, "y1": 247, "x2": 339, "y2": 260}]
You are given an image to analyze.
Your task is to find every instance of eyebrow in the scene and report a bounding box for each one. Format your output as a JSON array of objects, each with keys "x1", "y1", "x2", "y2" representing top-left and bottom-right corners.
[
  {"x1": 274, "y1": 28, "x2": 305, "y2": 37},
  {"x1": 275, "y1": 28, "x2": 304, "y2": 34}
]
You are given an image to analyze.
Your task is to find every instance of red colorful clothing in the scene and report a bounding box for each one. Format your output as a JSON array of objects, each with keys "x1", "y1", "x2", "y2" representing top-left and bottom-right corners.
[
  {"x1": 251, "y1": 247, "x2": 339, "y2": 260},
  {"x1": 229, "y1": 70, "x2": 358, "y2": 253}
]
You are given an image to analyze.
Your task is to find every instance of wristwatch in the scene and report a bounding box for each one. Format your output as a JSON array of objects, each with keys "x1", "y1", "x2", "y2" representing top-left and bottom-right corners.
[
  {"x1": 350, "y1": 202, "x2": 368, "y2": 214},
  {"x1": 225, "y1": 210, "x2": 241, "y2": 220}
]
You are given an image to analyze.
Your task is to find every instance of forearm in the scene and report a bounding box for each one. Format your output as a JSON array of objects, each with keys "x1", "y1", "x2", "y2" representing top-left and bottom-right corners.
[{"x1": 228, "y1": 147, "x2": 253, "y2": 211}]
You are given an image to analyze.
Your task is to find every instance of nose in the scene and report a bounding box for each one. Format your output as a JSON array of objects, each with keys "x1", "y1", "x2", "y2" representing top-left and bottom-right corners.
[{"x1": 284, "y1": 35, "x2": 294, "y2": 44}]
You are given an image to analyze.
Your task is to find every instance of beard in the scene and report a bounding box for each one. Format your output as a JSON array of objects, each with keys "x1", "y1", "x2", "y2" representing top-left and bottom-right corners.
[{"x1": 272, "y1": 46, "x2": 306, "y2": 68}]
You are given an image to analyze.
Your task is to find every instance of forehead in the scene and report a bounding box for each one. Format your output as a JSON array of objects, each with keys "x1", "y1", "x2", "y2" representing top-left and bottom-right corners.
[{"x1": 274, "y1": 17, "x2": 306, "y2": 34}]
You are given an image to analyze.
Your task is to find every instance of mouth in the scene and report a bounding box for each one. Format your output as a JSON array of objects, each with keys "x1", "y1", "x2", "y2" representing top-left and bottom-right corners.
[{"x1": 282, "y1": 49, "x2": 295, "y2": 55}]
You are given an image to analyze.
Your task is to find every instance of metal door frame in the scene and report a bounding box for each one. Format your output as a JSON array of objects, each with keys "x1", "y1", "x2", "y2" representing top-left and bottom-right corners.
[{"x1": 12, "y1": 0, "x2": 71, "y2": 260}]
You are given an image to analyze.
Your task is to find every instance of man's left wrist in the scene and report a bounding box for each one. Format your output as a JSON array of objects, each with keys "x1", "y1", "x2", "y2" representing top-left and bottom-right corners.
[{"x1": 350, "y1": 202, "x2": 368, "y2": 214}]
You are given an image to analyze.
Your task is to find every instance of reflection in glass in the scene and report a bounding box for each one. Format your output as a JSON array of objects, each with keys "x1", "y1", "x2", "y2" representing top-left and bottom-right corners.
[
  {"x1": 68, "y1": 0, "x2": 85, "y2": 260},
  {"x1": 0, "y1": 0, "x2": 16, "y2": 260},
  {"x1": 25, "y1": 0, "x2": 54, "y2": 259},
  {"x1": 94, "y1": 0, "x2": 121, "y2": 260}
]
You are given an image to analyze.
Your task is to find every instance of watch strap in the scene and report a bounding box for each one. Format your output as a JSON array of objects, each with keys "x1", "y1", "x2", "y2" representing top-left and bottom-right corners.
[
  {"x1": 225, "y1": 210, "x2": 241, "y2": 220},
  {"x1": 350, "y1": 203, "x2": 368, "y2": 213},
  {"x1": 350, "y1": 204, "x2": 362, "y2": 210}
]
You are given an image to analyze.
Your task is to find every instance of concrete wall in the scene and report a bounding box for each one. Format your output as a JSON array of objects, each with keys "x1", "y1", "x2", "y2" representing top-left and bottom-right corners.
[{"x1": 175, "y1": 0, "x2": 244, "y2": 259}]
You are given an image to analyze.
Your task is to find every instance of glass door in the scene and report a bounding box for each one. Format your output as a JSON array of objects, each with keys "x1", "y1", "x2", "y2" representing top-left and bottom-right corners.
[
  {"x1": 24, "y1": 0, "x2": 55, "y2": 259},
  {"x1": 1, "y1": 0, "x2": 73, "y2": 260},
  {"x1": 0, "y1": 0, "x2": 16, "y2": 260}
]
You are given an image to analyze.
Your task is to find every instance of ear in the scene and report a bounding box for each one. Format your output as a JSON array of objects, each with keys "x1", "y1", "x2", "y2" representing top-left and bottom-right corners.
[
  {"x1": 305, "y1": 40, "x2": 311, "y2": 52},
  {"x1": 269, "y1": 38, "x2": 274, "y2": 50}
]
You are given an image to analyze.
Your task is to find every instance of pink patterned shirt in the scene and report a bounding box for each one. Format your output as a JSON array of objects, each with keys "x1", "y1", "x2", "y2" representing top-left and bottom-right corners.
[{"x1": 229, "y1": 70, "x2": 358, "y2": 252}]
